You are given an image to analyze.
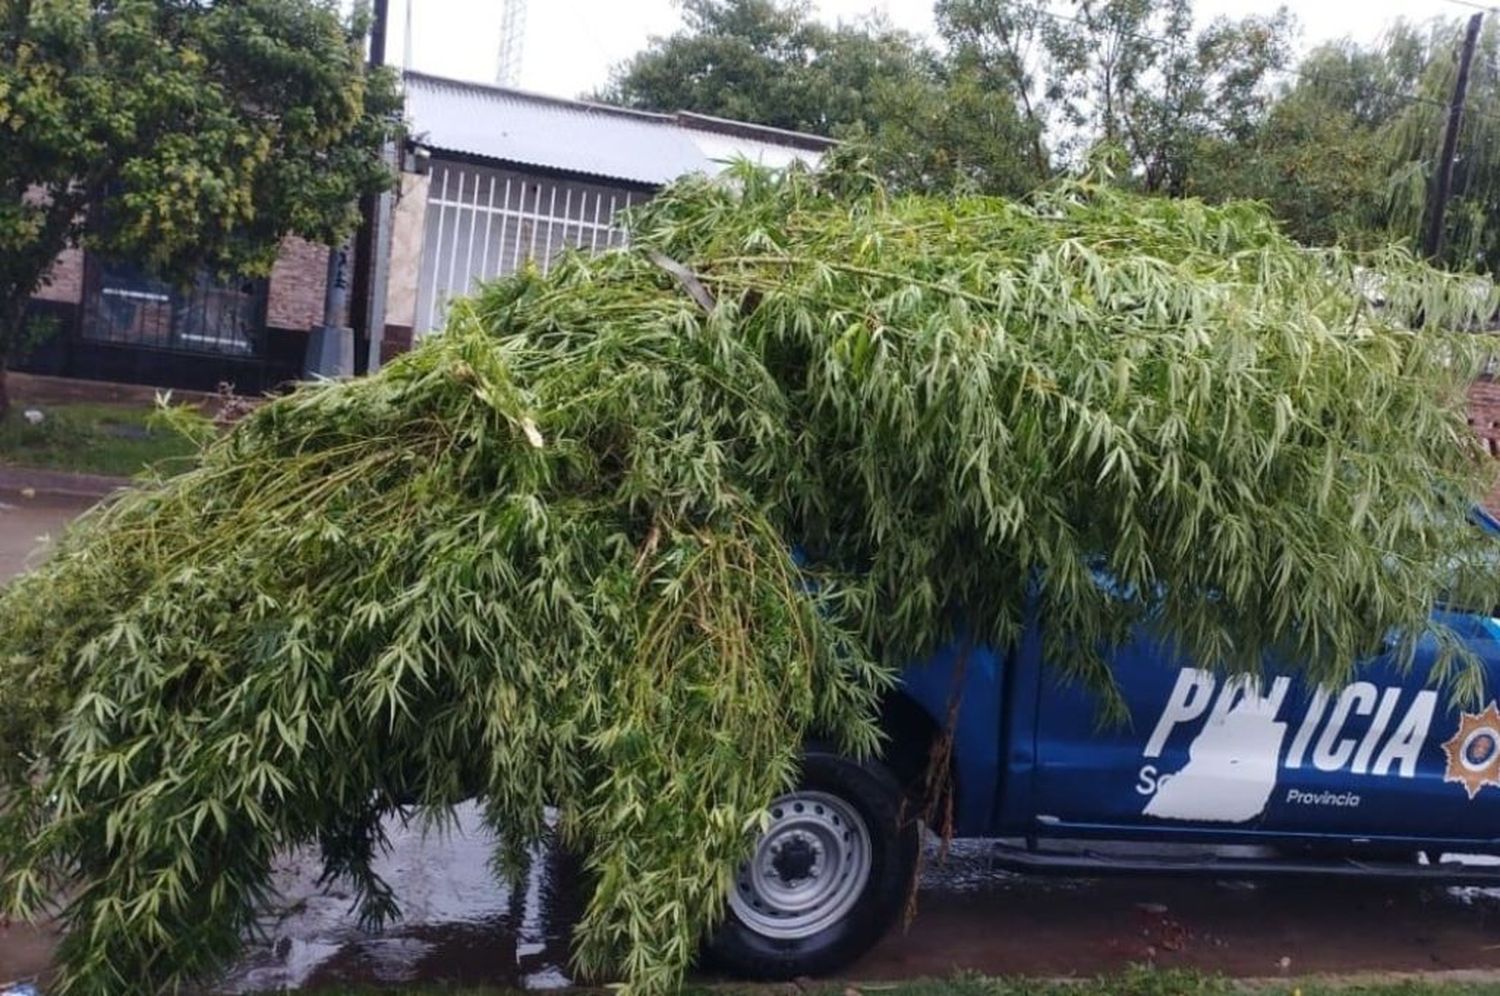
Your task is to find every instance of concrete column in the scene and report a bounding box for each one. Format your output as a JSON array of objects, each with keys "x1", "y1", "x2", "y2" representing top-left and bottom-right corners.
[{"x1": 382, "y1": 170, "x2": 430, "y2": 358}]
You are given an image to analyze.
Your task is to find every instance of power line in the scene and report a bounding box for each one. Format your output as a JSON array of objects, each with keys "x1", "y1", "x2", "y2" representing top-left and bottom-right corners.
[{"x1": 1266, "y1": 64, "x2": 1454, "y2": 116}]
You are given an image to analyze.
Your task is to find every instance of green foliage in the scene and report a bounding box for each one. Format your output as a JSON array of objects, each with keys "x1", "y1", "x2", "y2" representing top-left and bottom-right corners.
[
  {"x1": 1186, "y1": 30, "x2": 1423, "y2": 250},
  {"x1": 602, "y1": 2, "x2": 1500, "y2": 270},
  {"x1": 1188, "y1": 86, "x2": 1390, "y2": 249},
  {"x1": 12, "y1": 306, "x2": 57, "y2": 362},
  {"x1": 0, "y1": 400, "x2": 201, "y2": 477},
  {"x1": 836, "y1": 60, "x2": 1046, "y2": 198},
  {"x1": 936, "y1": 0, "x2": 1293, "y2": 193},
  {"x1": 0, "y1": 0, "x2": 400, "y2": 396},
  {"x1": 3, "y1": 164, "x2": 1500, "y2": 995},
  {"x1": 598, "y1": 0, "x2": 1046, "y2": 196},
  {"x1": 1374, "y1": 17, "x2": 1500, "y2": 270},
  {"x1": 600, "y1": 0, "x2": 828, "y2": 131},
  {"x1": 1193, "y1": 15, "x2": 1500, "y2": 270},
  {"x1": 602, "y1": 0, "x2": 1299, "y2": 201}
]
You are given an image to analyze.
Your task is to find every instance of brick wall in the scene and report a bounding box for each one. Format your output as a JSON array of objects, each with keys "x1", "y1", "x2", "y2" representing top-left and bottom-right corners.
[
  {"x1": 22, "y1": 185, "x2": 82, "y2": 305},
  {"x1": 266, "y1": 236, "x2": 329, "y2": 331},
  {"x1": 1469, "y1": 376, "x2": 1500, "y2": 513},
  {"x1": 25, "y1": 233, "x2": 325, "y2": 327}
]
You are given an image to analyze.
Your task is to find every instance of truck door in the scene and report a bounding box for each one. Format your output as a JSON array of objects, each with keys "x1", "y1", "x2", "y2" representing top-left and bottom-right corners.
[{"x1": 1030, "y1": 612, "x2": 1500, "y2": 845}]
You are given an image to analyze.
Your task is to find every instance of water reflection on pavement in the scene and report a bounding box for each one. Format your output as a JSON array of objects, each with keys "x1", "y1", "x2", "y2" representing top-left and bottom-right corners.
[
  {"x1": 222, "y1": 808, "x2": 1036, "y2": 992},
  {"x1": 222, "y1": 805, "x2": 581, "y2": 992},
  {"x1": 220, "y1": 808, "x2": 1500, "y2": 992}
]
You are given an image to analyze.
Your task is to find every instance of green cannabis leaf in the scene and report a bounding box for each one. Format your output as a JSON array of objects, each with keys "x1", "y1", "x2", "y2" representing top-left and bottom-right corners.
[{"x1": 2, "y1": 161, "x2": 1499, "y2": 994}]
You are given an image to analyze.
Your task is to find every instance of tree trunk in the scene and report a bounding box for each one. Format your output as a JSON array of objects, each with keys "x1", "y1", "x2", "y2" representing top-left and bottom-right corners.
[
  {"x1": 998, "y1": 31, "x2": 1050, "y2": 183},
  {"x1": 0, "y1": 298, "x2": 23, "y2": 422}
]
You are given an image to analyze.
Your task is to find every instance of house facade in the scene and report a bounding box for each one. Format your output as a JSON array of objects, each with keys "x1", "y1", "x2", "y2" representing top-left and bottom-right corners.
[
  {"x1": 380, "y1": 72, "x2": 833, "y2": 356},
  {"x1": 17, "y1": 237, "x2": 329, "y2": 395},
  {"x1": 14, "y1": 72, "x2": 832, "y2": 394}
]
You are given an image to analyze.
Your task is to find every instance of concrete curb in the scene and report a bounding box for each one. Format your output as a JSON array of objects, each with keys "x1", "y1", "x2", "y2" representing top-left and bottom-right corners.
[{"x1": 0, "y1": 465, "x2": 131, "y2": 500}]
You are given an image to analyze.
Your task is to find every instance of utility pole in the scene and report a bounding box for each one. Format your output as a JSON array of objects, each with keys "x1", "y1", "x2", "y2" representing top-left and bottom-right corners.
[
  {"x1": 1424, "y1": 12, "x2": 1484, "y2": 262},
  {"x1": 308, "y1": 0, "x2": 390, "y2": 379},
  {"x1": 305, "y1": 239, "x2": 353, "y2": 378},
  {"x1": 349, "y1": 0, "x2": 390, "y2": 375},
  {"x1": 368, "y1": 0, "x2": 388, "y2": 69}
]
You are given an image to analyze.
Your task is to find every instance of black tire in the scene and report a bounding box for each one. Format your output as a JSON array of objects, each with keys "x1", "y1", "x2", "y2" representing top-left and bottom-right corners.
[{"x1": 705, "y1": 746, "x2": 919, "y2": 980}]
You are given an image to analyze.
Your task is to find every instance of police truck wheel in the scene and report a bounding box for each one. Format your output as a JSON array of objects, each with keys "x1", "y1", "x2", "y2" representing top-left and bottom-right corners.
[{"x1": 706, "y1": 747, "x2": 918, "y2": 980}]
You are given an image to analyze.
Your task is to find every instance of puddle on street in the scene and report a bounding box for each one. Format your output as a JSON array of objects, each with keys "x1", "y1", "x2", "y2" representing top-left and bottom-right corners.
[
  {"x1": 217, "y1": 810, "x2": 1500, "y2": 991},
  {"x1": 218, "y1": 811, "x2": 1005, "y2": 992},
  {"x1": 219, "y1": 804, "x2": 581, "y2": 992}
]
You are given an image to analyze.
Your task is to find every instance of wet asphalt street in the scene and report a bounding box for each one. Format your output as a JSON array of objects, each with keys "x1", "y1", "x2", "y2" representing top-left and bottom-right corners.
[
  {"x1": 220, "y1": 820, "x2": 1500, "y2": 991},
  {"x1": 0, "y1": 489, "x2": 92, "y2": 989},
  {"x1": 7, "y1": 490, "x2": 1500, "y2": 990},
  {"x1": 0, "y1": 490, "x2": 91, "y2": 581}
]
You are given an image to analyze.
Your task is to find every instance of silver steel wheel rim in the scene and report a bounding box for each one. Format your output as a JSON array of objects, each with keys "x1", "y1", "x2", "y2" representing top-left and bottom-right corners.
[{"x1": 728, "y1": 789, "x2": 873, "y2": 940}]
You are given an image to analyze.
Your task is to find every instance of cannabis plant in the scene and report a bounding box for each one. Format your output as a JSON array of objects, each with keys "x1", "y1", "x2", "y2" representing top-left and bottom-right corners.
[{"x1": 2, "y1": 162, "x2": 1498, "y2": 994}]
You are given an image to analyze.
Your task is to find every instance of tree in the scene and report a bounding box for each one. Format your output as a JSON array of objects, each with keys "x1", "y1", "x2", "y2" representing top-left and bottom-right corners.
[
  {"x1": 1193, "y1": 16, "x2": 1500, "y2": 270},
  {"x1": 841, "y1": 60, "x2": 1048, "y2": 197},
  {"x1": 599, "y1": 0, "x2": 1046, "y2": 195},
  {"x1": 1376, "y1": 16, "x2": 1500, "y2": 271},
  {"x1": 1125, "y1": 8, "x2": 1294, "y2": 195},
  {"x1": 935, "y1": 0, "x2": 1293, "y2": 193},
  {"x1": 0, "y1": 0, "x2": 401, "y2": 417},
  {"x1": 1189, "y1": 85, "x2": 1389, "y2": 247},
  {"x1": 1187, "y1": 39, "x2": 1406, "y2": 247},
  {"x1": 936, "y1": 0, "x2": 1059, "y2": 180},
  {"x1": 600, "y1": 0, "x2": 825, "y2": 132}
]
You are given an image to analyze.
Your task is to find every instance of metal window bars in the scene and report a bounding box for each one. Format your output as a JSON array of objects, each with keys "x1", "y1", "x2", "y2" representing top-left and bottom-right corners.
[
  {"x1": 82, "y1": 262, "x2": 262, "y2": 357},
  {"x1": 416, "y1": 161, "x2": 638, "y2": 335}
]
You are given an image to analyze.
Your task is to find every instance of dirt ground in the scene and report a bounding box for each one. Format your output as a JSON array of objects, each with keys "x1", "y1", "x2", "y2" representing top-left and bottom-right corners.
[{"x1": 8, "y1": 493, "x2": 1500, "y2": 992}]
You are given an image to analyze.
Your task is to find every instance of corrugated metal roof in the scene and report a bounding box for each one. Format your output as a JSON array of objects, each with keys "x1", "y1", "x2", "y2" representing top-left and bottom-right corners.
[{"x1": 403, "y1": 72, "x2": 832, "y2": 187}]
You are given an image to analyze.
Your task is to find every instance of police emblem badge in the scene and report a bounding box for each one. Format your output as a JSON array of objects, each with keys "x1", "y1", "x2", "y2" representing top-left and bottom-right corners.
[{"x1": 1442, "y1": 702, "x2": 1500, "y2": 799}]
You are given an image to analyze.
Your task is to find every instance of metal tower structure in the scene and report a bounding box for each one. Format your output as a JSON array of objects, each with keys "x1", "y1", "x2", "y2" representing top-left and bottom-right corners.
[
  {"x1": 496, "y1": 0, "x2": 527, "y2": 87},
  {"x1": 402, "y1": 0, "x2": 414, "y2": 70}
]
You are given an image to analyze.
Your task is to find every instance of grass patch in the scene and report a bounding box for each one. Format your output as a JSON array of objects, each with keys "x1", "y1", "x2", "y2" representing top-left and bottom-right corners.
[
  {"x1": 284, "y1": 967, "x2": 1500, "y2": 996},
  {"x1": 0, "y1": 402, "x2": 200, "y2": 477}
]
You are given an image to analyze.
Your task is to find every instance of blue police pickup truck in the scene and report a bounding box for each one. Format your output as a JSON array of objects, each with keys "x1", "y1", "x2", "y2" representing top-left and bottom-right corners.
[{"x1": 707, "y1": 510, "x2": 1500, "y2": 980}]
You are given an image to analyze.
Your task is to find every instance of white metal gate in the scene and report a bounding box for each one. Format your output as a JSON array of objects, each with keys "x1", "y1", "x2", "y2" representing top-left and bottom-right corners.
[{"x1": 416, "y1": 160, "x2": 640, "y2": 334}]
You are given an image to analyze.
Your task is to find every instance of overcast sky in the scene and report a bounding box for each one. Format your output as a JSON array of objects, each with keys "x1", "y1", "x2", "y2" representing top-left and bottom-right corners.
[{"x1": 387, "y1": 0, "x2": 1476, "y2": 102}]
